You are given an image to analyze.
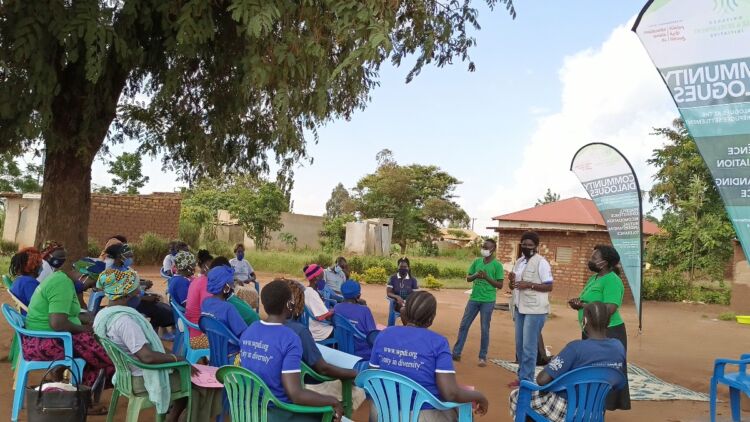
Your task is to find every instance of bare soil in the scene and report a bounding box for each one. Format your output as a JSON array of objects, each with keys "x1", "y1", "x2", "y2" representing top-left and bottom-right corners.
[{"x1": 1, "y1": 267, "x2": 747, "y2": 421}]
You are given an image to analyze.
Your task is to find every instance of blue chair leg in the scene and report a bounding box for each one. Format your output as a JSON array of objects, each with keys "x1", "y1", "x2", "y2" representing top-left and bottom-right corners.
[
  {"x1": 12, "y1": 361, "x2": 29, "y2": 422},
  {"x1": 709, "y1": 377, "x2": 718, "y2": 422},
  {"x1": 730, "y1": 387, "x2": 741, "y2": 422}
]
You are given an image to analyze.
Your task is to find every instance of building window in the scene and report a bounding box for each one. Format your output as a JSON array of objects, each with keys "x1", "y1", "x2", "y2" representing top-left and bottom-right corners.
[{"x1": 556, "y1": 246, "x2": 573, "y2": 264}]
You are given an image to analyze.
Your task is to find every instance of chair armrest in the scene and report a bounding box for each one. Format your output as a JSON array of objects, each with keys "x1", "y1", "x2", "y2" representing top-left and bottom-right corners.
[
  {"x1": 17, "y1": 329, "x2": 75, "y2": 358},
  {"x1": 276, "y1": 402, "x2": 334, "y2": 416},
  {"x1": 426, "y1": 400, "x2": 472, "y2": 413},
  {"x1": 127, "y1": 359, "x2": 193, "y2": 371},
  {"x1": 301, "y1": 363, "x2": 335, "y2": 383},
  {"x1": 713, "y1": 358, "x2": 750, "y2": 379},
  {"x1": 519, "y1": 379, "x2": 545, "y2": 392}
]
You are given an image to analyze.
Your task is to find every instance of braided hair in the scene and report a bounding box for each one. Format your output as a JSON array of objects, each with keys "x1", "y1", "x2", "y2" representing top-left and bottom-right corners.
[
  {"x1": 283, "y1": 279, "x2": 307, "y2": 319},
  {"x1": 402, "y1": 291, "x2": 437, "y2": 328},
  {"x1": 10, "y1": 247, "x2": 43, "y2": 277},
  {"x1": 261, "y1": 279, "x2": 292, "y2": 316},
  {"x1": 583, "y1": 301, "x2": 611, "y2": 332},
  {"x1": 397, "y1": 257, "x2": 411, "y2": 277}
]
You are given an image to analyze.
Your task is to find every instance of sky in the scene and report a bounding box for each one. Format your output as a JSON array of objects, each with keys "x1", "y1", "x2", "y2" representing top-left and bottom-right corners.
[{"x1": 89, "y1": 1, "x2": 680, "y2": 235}]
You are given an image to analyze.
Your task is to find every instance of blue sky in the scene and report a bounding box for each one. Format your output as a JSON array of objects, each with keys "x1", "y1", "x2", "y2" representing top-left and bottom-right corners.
[{"x1": 93, "y1": 1, "x2": 679, "y2": 234}]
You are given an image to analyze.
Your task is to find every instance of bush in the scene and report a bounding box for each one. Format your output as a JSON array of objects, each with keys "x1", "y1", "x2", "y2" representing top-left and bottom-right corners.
[
  {"x1": 179, "y1": 220, "x2": 201, "y2": 250},
  {"x1": 423, "y1": 274, "x2": 443, "y2": 290},
  {"x1": 718, "y1": 312, "x2": 736, "y2": 321},
  {"x1": 132, "y1": 233, "x2": 169, "y2": 265},
  {"x1": 0, "y1": 239, "x2": 19, "y2": 256},
  {"x1": 349, "y1": 271, "x2": 363, "y2": 283},
  {"x1": 411, "y1": 261, "x2": 440, "y2": 278},
  {"x1": 361, "y1": 267, "x2": 388, "y2": 285},
  {"x1": 87, "y1": 239, "x2": 101, "y2": 258},
  {"x1": 203, "y1": 239, "x2": 233, "y2": 259},
  {"x1": 642, "y1": 271, "x2": 731, "y2": 305}
]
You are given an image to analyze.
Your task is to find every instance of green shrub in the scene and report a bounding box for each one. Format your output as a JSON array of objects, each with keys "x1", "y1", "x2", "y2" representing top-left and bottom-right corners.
[
  {"x1": 132, "y1": 233, "x2": 169, "y2": 265},
  {"x1": 349, "y1": 271, "x2": 363, "y2": 283},
  {"x1": 179, "y1": 220, "x2": 201, "y2": 250},
  {"x1": 0, "y1": 239, "x2": 19, "y2": 256},
  {"x1": 718, "y1": 312, "x2": 736, "y2": 321},
  {"x1": 424, "y1": 274, "x2": 443, "y2": 290},
  {"x1": 411, "y1": 261, "x2": 440, "y2": 278},
  {"x1": 361, "y1": 267, "x2": 388, "y2": 285},
  {"x1": 87, "y1": 239, "x2": 101, "y2": 257},
  {"x1": 203, "y1": 239, "x2": 233, "y2": 259},
  {"x1": 642, "y1": 271, "x2": 731, "y2": 305}
]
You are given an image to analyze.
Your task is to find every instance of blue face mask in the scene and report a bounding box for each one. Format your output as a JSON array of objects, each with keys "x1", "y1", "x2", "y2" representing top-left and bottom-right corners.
[
  {"x1": 126, "y1": 295, "x2": 141, "y2": 309},
  {"x1": 334, "y1": 265, "x2": 341, "y2": 274},
  {"x1": 170, "y1": 250, "x2": 177, "y2": 256},
  {"x1": 123, "y1": 257, "x2": 134, "y2": 268},
  {"x1": 237, "y1": 252, "x2": 244, "y2": 261},
  {"x1": 316, "y1": 279, "x2": 326, "y2": 291}
]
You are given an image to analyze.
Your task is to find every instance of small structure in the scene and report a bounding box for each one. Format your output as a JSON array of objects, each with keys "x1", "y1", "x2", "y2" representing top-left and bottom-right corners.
[
  {"x1": 216, "y1": 210, "x2": 325, "y2": 251},
  {"x1": 344, "y1": 218, "x2": 393, "y2": 256},
  {"x1": 436, "y1": 228, "x2": 480, "y2": 251},
  {"x1": 488, "y1": 197, "x2": 660, "y2": 298}
]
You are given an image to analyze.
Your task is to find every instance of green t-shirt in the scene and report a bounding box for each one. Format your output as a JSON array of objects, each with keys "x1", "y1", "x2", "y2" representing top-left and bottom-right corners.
[
  {"x1": 25, "y1": 271, "x2": 81, "y2": 331},
  {"x1": 578, "y1": 271, "x2": 625, "y2": 328},
  {"x1": 467, "y1": 257, "x2": 504, "y2": 303},
  {"x1": 227, "y1": 295, "x2": 260, "y2": 325}
]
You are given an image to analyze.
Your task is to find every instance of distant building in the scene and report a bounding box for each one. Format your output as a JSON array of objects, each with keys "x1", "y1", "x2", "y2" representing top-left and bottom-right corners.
[
  {"x1": 216, "y1": 210, "x2": 326, "y2": 251},
  {"x1": 436, "y1": 228, "x2": 480, "y2": 250},
  {"x1": 488, "y1": 197, "x2": 660, "y2": 301}
]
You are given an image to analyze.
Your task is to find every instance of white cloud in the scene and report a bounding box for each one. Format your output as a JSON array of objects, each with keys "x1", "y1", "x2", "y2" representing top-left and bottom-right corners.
[{"x1": 477, "y1": 20, "x2": 678, "y2": 232}]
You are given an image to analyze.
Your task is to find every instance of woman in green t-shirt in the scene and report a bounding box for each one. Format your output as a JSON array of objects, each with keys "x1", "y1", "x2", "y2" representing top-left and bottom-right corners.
[{"x1": 568, "y1": 244, "x2": 630, "y2": 411}]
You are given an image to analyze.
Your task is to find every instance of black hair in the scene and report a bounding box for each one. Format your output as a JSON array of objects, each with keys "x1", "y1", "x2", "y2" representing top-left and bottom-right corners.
[
  {"x1": 262, "y1": 279, "x2": 292, "y2": 316},
  {"x1": 111, "y1": 235, "x2": 128, "y2": 243},
  {"x1": 105, "y1": 243, "x2": 127, "y2": 258},
  {"x1": 403, "y1": 291, "x2": 437, "y2": 328},
  {"x1": 9, "y1": 251, "x2": 29, "y2": 277},
  {"x1": 583, "y1": 301, "x2": 611, "y2": 332},
  {"x1": 175, "y1": 241, "x2": 189, "y2": 251},
  {"x1": 197, "y1": 249, "x2": 213, "y2": 266},
  {"x1": 593, "y1": 245, "x2": 621, "y2": 275},
  {"x1": 397, "y1": 257, "x2": 412, "y2": 277},
  {"x1": 210, "y1": 256, "x2": 230, "y2": 269},
  {"x1": 335, "y1": 256, "x2": 347, "y2": 266},
  {"x1": 520, "y1": 231, "x2": 539, "y2": 246},
  {"x1": 234, "y1": 243, "x2": 245, "y2": 253}
]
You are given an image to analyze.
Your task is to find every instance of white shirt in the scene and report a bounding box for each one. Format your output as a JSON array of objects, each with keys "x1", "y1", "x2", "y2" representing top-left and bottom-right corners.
[
  {"x1": 512, "y1": 254, "x2": 553, "y2": 308},
  {"x1": 103, "y1": 314, "x2": 149, "y2": 376},
  {"x1": 229, "y1": 258, "x2": 254, "y2": 282},
  {"x1": 162, "y1": 254, "x2": 175, "y2": 275},
  {"x1": 323, "y1": 268, "x2": 346, "y2": 293},
  {"x1": 38, "y1": 260, "x2": 54, "y2": 283},
  {"x1": 304, "y1": 286, "x2": 334, "y2": 341}
]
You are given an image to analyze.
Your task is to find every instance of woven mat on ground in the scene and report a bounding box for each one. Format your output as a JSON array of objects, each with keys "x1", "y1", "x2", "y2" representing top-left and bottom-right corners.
[{"x1": 490, "y1": 359, "x2": 709, "y2": 402}]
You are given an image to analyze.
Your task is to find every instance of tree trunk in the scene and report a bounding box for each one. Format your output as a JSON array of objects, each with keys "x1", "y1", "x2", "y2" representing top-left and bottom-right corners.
[{"x1": 399, "y1": 242, "x2": 406, "y2": 255}]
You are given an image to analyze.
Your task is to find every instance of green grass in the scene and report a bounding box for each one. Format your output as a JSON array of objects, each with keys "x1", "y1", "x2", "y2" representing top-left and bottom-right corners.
[
  {"x1": 0, "y1": 256, "x2": 9, "y2": 274},
  {"x1": 718, "y1": 311, "x2": 736, "y2": 321}
]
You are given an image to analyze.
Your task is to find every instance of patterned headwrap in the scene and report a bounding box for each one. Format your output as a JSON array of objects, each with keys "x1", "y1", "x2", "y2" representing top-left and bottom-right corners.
[
  {"x1": 40, "y1": 241, "x2": 64, "y2": 259},
  {"x1": 98, "y1": 268, "x2": 139, "y2": 300},
  {"x1": 174, "y1": 250, "x2": 197, "y2": 271},
  {"x1": 207, "y1": 265, "x2": 235, "y2": 294},
  {"x1": 303, "y1": 264, "x2": 324, "y2": 282}
]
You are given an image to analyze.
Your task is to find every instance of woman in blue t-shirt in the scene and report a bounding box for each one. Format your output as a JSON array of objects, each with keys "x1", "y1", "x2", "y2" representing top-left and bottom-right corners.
[
  {"x1": 239, "y1": 279, "x2": 343, "y2": 421},
  {"x1": 167, "y1": 250, "x2": 196, "y2": 306},
  {"x1": 509, "y1": 301, "x2": 626, "y2": 422},
  {"x1": 370, "y1": 291, "x2": 488, "y2": 421},
  {"x1": 200, "y1": 265, "x2": 247, "y2": 354},
  {"x1": 386, "y1": 257, "x2": 419, "y2": 313},
  {"x1": 9, "y1": 247, "x2": 43, "y2": 310}
]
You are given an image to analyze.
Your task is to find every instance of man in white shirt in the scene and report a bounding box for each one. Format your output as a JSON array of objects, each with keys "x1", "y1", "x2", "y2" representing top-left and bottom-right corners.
[
  {"x1": 303, "y1": 264, "x2": 334, "y2": 341},
  {"x1": 161, "y1": 241, "x2": 178, "y2": 278},
  {"x1": 229, "y1": 243, "x2": 260, "y2": 309}
]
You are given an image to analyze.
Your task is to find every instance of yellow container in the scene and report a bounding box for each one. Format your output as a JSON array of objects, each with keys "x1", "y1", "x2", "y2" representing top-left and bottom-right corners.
[{"x1": 736, "y1": 315, "x2": 750, "y2": 325}]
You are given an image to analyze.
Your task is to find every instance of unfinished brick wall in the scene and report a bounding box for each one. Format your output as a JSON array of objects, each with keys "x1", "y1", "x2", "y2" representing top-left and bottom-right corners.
[
  {"x1": 88, "y1": 193, "x2": 181, "y2": 247},
  {"x1": 496, "y1": 228, "x2": 633, "y2": 304}
]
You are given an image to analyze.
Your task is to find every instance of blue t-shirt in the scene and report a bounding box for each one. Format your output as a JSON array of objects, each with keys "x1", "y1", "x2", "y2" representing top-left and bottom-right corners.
[
  {"x1": 388, "y1": 274, "x2": 418, "y2": 300},
  {"x1": 240, "y1": 321, "x2": 303, "y2": 403},
  {"x1": 334, "y1": 302, "x2": 377, "y2": 360},
  {"x1": 167, "y1": 275, "x2": 190, "y2": 306},
  {"x1": 10, "y1": 275, "x2": 40, "y2": 311},
  {"x1": 370, "y1": 326, "x2": 455, "y2": 408},
  {"x1": 544, "y1": 338, "x2": 626, "y2": 397},
  {"x1": 201, "y1": 297, "x2": 248, "y2": 354},
  {"x1": 284, "y1": 319, "x2": 324, "y2": 367}
]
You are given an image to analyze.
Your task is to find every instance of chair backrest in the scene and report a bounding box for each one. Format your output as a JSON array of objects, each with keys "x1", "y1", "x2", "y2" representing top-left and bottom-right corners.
[
  {"x1": 356, "y1": 369, "x2": 465, "y2": 422},
  {"x1": 98, "y1": 336, "x2": 137, "y2": 395},
  {"x1": 215, "y1": 365, "x2": 297, "y2": 422},
  {"x1": 300, "y1": 306, "x2": 313, "y2": 329},
  {"x1": 332, "y1": 314, "x2": 366, "y2": 355},
  {"x1": 2, "y1": 274, "x2": 12, "y2": 289},
  {"x1": 531, "y1": 366, "x2": 625, "y2": 422},
  {"x1": 5, "y1": 288, "x2": 29, "y2": 313},
  {"x1": 2, "y1": 303, "x2": 25, "y2": 336},
  {"x1": 87, "y1": 291, "x2": 106, "y2": 314},
  {"x1": 199, "y1": 315, "x2": 240, "y2": 367}
]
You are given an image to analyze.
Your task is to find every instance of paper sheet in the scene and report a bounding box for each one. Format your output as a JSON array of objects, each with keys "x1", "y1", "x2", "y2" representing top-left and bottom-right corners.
[
  {"x1": 316, "y1": 344, "x2": 362, "y2": 370},
  {"x1": 191, "y1": 364, "x2": 224, "y2": 388}
]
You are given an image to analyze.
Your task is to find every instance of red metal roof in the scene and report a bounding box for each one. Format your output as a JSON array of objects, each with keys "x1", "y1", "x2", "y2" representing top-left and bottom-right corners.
[{"x1": 492, "y1": 197, "x2": 660, "y2": 235}]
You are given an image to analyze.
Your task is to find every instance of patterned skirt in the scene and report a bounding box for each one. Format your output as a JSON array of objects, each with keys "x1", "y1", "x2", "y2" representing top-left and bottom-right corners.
[
  {"x1": 509, "y1": 389, "x2": 567, "y2": 422},
  {"x1": 21, "y1": 331, "x2": 115, "y2": 387}
]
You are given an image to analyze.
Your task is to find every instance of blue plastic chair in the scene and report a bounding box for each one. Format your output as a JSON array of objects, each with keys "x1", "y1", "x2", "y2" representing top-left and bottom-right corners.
[
  {"x1": 387, "y1": 298, "x2": 401, "y2": 326},
  {"x1": 332, "y1": 314, "x2": 368, "y2": 356},
  {"x1": 302, "y1": 306, "x2": 337, "y2": 347},
  {"x1": 2, "y1": 304, "x2": 87, "y2": 422},
  {"x1": 87, "y1": 290, "x2": 106, "y2": 314},
  {"x1": 170, "y1": 300, "x2": 209, "y2": 363},
  {"x1": 356, "y1": 369, "x2": 473, "y2": 422},
  {"x1": 199, "y1": 315, "x2": 240, "y2": 367},
  {"x1": 710, "y1": 354, "x2": 750, "y2": 422},
  {"x1": 515, "y1": 366, "x2": 626, "y2": 422}
]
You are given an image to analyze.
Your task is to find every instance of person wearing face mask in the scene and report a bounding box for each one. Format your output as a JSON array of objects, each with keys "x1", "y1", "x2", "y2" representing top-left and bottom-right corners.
[
  {"x1": 302, "y1": 264, "x2": 335, "y2": 341},
  {"x1": 323, "y1": 256, "x2": 349, "y2": 294},
  {"x1": 93, "y1": 268, "x2": 223, "y2": 422},
  {"x1": 568, "y1": 244, "x2": 630, "y2": 411},
  {"x1": 387, "y1": 257, "x2": 419, "y2": 313},
  {"x1": 100, "y1": 234, "x2": 128, "y2": 266},
  {"x1": 160, "y1": 241, "x2": 179, "y2": 278},
  {"x1": 9, "y1": 247, "x2": 44, "y2": 310},
  {"x1": 198, "y1": 265, "x2": 248, "y2": 354},
  {"x1": 229, "y1": 243, "x2": 260, "y2": 309},
  {"x1": 38, "y1": 240, "x2": 66, "y2": 282},
  {"x1": 507, "y1": 231, "x2": 553, "y2": 388},
  {"x1": 452, "y1": 238, "x2": 504, "y2": 367},
  {"x1": 167, "y1": 250, "x2": 196, "y2": 307}
]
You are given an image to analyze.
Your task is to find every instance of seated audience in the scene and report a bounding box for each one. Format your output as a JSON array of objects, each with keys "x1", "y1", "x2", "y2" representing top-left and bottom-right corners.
[
  {"x1": 9, "y1": 247, "x2": 43, "y2": 309},
  {"x1": 185, "y1": 250, "x2": 214, "y2": 347},
  {"x1": 211, "y1": 257, "x2": 260, "y2": 325},
  {"x1": 199, "y1": 265, "x2": 247, "y2": 354},
  {"x1": 387, "y1": 257, "x2": 419, "y2": 313},
  {"x1": 334, "y1": 280, "x2": 378, "y2": 360},
  {"x1": 161, "y1": 241, "x2": 179, "y2": 277},
  {"x1": 100, "y1": 235, "x2": 128, "y2": 266},
  {"x1": 509, "y1": 301, "x2": 626, "y2": 422},
  {"x1": 167, "y1": 250, "x2": 196, "y2": 307},
  {"x1": 239, "y1": 279, "x2": 343, "y2": 421},
  {"x1": 302, "y1": 264, "x2": 335, "y2": 341},
  {"x1": 370, "y1": 291, "x2": 488, "y2": 421},
  {"x1": 229, "y1": 243, "x2": 260, "y2": 309},
  {"x1": 323, "y1": 257, "x2": 348, "y2": 294}
]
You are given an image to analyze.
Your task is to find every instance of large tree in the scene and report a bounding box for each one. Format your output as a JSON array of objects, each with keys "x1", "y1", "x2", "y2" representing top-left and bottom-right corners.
[
  {"x1": 324, "y1": 183, "x2": 353, "y2": 218},
  {"x1": 0, "y1": 0, "x2": 515, "y2": 260},
  {"x1": 352, "y1": 151, "x2": 469, "y2": 253}
]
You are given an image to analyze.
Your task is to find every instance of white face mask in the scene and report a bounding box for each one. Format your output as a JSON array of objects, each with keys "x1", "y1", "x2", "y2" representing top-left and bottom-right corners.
[
  {"x1": 481, "y1": 249, "x2": 492, "y2": 258},
  {"x1": 104, "y1": 258, "x2": 115, "y2": 268}
]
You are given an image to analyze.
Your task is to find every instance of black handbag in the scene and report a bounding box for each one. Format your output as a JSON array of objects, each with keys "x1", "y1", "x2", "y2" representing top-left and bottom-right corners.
[{"x1": 25, "y1": 359, "x2": 90, "y2": 422}]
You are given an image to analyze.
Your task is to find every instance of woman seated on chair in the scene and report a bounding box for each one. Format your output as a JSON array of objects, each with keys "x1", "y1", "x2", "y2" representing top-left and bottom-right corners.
[
  {"x1": 93, "y1": 268, "x2": 222, "y2": 422},
  {"x1": 370, "y1": 291, "x2": 488, "y2": 422},
  {"x1": 386, "y1": 257, "x2": 419, "y2": 313},
  {"x1": 302, "y1": 264, "x2": 335, "y2": 342},
  {"x1": 185, "y1": 250, "x2": 214, "y2": 346},
  {"x1": 167, "y1": 250, "x2": 196, "y2": 307},
  {"x1": 194, "y1": 265, "x2": 247, "y2": 354},
  {"x1": 334, "y1": 280, "x2": 378, "y2": 360},
  {"x1": 239, "y1": 279, "x2": 344, "y2": 421},
  {"x1": 9, "y1": 247, "x2": 43, "y2": 310},
  {"x1": 210, "y1": 256, "x2": 260, "y2": 325},
  {"x1": 508, "y1": 302, "x2": 626, "y2": 422}
]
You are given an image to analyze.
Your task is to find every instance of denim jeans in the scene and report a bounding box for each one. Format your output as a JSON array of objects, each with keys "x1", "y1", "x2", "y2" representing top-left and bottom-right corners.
[
  {"x1": 452, "y1": 300, "x2": 495, "y2": 360},
  {"x1": 514, "y1": 307, "x2": 547, "y2": 381}
]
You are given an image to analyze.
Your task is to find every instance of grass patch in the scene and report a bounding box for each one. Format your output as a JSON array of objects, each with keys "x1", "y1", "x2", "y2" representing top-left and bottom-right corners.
[{"x1": 718, "y1": 312, "x2": 736, "y2": 321}]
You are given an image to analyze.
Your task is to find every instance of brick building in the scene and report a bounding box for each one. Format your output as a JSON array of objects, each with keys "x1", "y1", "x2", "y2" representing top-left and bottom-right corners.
[{"x1": 488, "y1": 197, "x2": 660, "y2": 303}]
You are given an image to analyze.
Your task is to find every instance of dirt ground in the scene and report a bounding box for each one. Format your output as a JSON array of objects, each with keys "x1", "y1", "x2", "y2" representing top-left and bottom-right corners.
[{"x1": 1, "y1": 267, "x2": 748, "y2": 421}]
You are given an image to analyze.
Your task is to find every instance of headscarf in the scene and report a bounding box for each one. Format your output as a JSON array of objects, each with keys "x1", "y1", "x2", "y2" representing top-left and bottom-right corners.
[
  {"x1": 174, "y1": 250, "x2": 196, "y2": 272},
  {"x1": 304, "y1": 264, "x2": 324, "y2": 282},
  {"x1": 97, "y1": 268, "x2": 139, "y2": 300},
  {"x1": 207, "y1": 265, "x2": 234, "y2": 294},
  {"x1": 105, "y1": 243, "x2": 132, "y2": 259},
  {"x1": 341, "y1": 280, "x2": 361, "y2": 299},
  {"x1": 99, "y1": 237, "x2": 124, "y2": 260}
]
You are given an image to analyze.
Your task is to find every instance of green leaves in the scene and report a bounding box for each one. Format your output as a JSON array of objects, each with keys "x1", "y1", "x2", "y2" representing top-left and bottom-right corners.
[{"x1": 107, "y1": 151, "x2": 149, "y2": 194}]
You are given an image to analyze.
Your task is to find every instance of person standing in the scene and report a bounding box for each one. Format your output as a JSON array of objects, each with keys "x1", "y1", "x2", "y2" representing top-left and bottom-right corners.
[
  {"x1": 568, "y1": 245, "x2": 631, "y2": 411},
  {"x1": 507, "y1": 231, "x2": 553, "y2": 388},
  {"x1": 452, "y1": 239, "x2": 504, "y2": 367}
]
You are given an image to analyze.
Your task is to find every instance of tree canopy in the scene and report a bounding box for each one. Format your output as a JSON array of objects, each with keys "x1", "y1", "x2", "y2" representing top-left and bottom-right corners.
[
  {"x1": 0, "y1": 0, "x2": 515, "y2": 258},
  {"x1": 324, "y1": 183, "x2": 353, "y2": 218},
  {"x1": 107, "y1": 152, "x2": 149, "y2": 194},
  {"x1": 0, "y1": 153, "x2": 43, "y2": 194},
  {"x1": 536, "y1": 188, "x2": 560, "y2": 206}
]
